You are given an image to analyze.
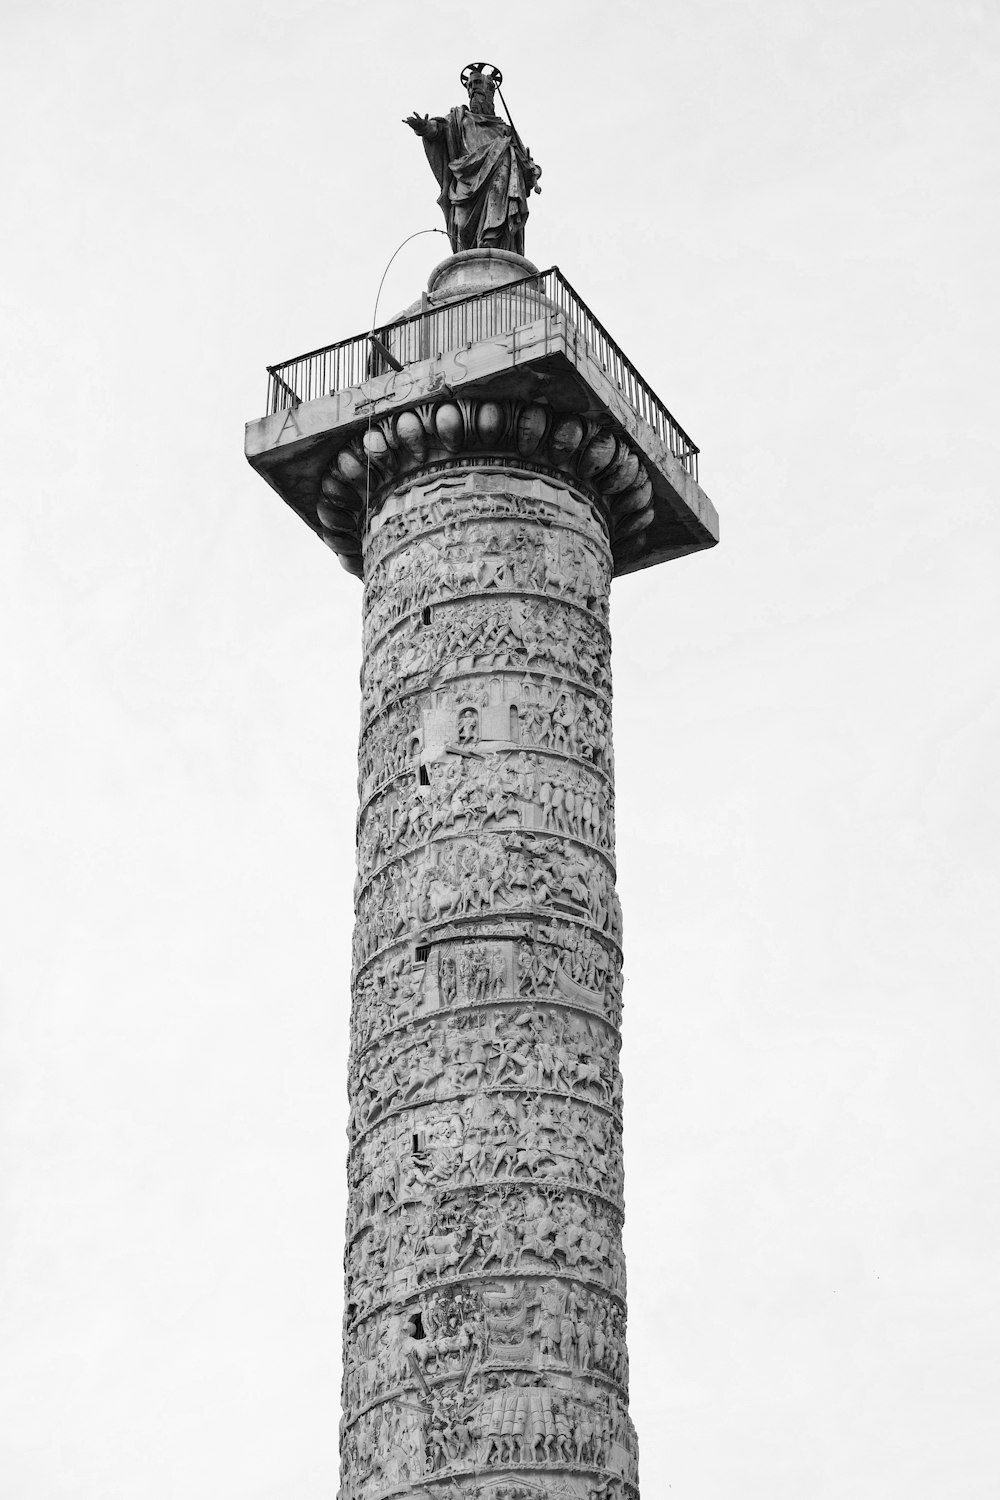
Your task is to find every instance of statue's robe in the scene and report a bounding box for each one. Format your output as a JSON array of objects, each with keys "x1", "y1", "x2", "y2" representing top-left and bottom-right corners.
[{"x1": 423, "y1": 107, "x2": 533, "y2": 255}]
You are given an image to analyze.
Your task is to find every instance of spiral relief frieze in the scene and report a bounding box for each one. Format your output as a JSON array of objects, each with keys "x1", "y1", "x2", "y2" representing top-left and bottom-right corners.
[{"x1": 343, "y1": 466, "x2": 638, "y2": 1500}]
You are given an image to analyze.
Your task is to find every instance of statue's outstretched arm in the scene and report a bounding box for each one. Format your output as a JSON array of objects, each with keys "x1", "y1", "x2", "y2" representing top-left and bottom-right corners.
[{"x1": 403, "y1": 113, "x2": 444, "y2": 140}]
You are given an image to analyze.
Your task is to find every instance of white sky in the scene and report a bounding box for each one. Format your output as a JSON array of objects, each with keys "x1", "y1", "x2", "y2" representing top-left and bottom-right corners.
[{"x1": 2, "y1": 1, "x2": 997, "y2": 1497}]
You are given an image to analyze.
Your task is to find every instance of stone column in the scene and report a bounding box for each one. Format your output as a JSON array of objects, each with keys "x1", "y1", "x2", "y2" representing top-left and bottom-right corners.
[
  {"x1": 342, "y1": 412, "x2": 638, "y2": 1493},
  {"x1": 245, "y1": 247, "x2": 719, "y2": 1500}
]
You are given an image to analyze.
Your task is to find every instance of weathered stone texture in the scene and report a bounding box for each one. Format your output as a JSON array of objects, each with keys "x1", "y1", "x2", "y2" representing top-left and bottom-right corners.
[
  {"x1": 343, "y1": 463, "x2": 638, "y2": 1497},
  {"x1": 246, "y1": 241, "x2": 721, "y2": 1498}
]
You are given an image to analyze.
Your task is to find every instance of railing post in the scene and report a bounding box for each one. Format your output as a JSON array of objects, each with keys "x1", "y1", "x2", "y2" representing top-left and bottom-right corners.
[{"x1": 419, "y1": 293, "x2": 430, "y2": 361}]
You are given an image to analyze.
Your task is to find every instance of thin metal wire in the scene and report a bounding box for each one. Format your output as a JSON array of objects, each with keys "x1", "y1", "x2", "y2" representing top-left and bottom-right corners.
[{"x1": 362, "y1": 229, "x2": 450, "y2": 544}]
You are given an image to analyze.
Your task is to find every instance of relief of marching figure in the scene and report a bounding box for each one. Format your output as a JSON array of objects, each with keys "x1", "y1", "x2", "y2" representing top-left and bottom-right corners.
[{"x1": 344, "y1": 447, "x2": 638, "y2": 1498}]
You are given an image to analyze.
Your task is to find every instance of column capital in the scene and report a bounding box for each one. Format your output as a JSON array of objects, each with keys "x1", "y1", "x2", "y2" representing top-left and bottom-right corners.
[
  {"x1": 317, "y1": 394, "x2": 657, "y2": 580},
  {"x1": 245, "y1": 272, "x2": 718, "y2": 581}
]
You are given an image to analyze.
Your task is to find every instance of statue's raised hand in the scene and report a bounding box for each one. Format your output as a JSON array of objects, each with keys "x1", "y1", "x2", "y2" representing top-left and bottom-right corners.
[{"x1": 404, "y1": 112, "x2": 434, "y2": 138}]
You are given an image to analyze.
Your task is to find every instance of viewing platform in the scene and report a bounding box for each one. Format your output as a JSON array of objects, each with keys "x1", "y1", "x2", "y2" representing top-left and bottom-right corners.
[{"x1": 246, "y1": 256, "x2": 719, "y2": 578}]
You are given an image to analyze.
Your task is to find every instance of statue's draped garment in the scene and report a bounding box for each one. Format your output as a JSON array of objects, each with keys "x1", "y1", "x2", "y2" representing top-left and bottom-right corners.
[{"x1": 423, "y1": 107, "x2": 533, "y2": 254}]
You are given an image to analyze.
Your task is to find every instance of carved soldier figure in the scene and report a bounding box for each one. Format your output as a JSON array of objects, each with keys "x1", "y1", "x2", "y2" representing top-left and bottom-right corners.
[{"x1": 404, "y1": 63, "x2": 541, "y2": 254}]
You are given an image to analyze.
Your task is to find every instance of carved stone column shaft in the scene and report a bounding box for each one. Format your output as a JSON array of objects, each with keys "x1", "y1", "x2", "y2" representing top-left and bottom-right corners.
[
  {"x1": 343, "y1": 446, "x2": 639, "y2": 1497},
  {"x1": 247, "y1": 243, "x2": 719, "y2": 1500}
]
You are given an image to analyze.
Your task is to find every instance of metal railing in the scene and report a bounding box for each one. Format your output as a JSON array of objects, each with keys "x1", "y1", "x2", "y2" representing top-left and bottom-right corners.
[{"x1": 265, "y1": 267, "x2": 699, "y2": 480}]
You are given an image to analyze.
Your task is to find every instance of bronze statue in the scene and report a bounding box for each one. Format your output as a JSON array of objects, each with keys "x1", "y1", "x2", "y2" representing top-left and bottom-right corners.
[{"x1": 404, "y1": 63, "x2": 542, "y2": 256}]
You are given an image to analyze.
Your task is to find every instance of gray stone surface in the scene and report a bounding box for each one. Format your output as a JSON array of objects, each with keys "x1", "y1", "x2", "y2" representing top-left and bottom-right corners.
[
  {"x1": 245, "y1": 253, "x2": 720, "y2": 1500},
  {"x1": 427, "y1": 247, "x2": 539, "y2": 305},
  {"x1": 344, "y1": 464, "x2": 634, "y2": 1495}
]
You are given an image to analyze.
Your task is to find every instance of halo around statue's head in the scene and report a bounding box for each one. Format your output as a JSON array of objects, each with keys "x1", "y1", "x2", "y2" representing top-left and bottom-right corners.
[{"x1": 460, "y1": 61, "x2": 502, "y2": 93}]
